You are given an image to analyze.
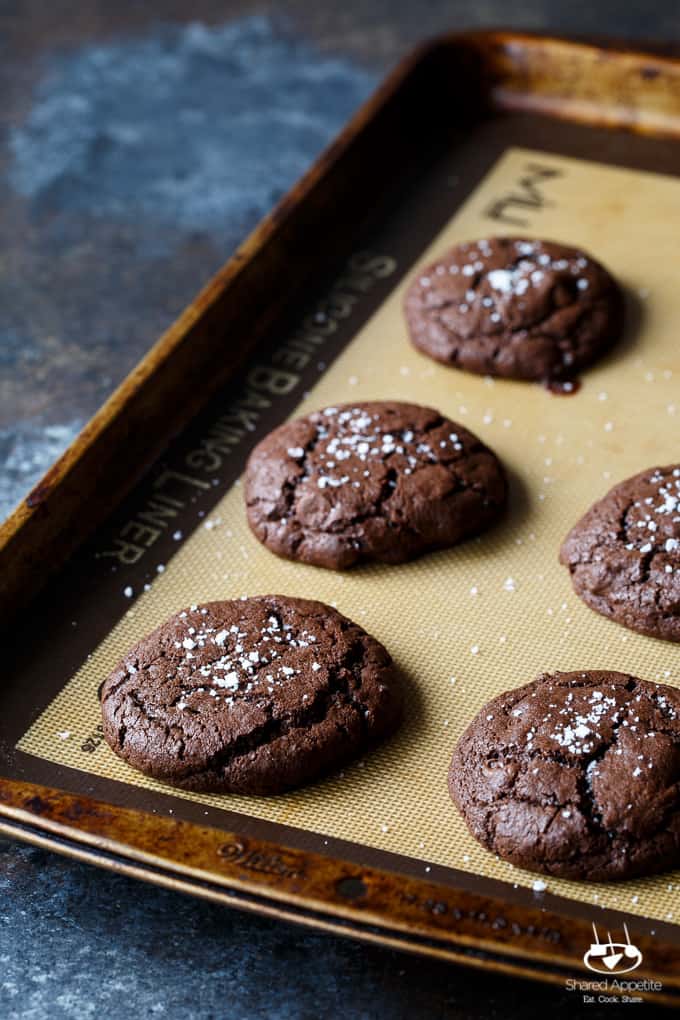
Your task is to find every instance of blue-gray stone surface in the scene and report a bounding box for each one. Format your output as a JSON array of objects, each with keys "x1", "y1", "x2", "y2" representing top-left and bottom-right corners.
[{"x1": 0, "y1": 15, "x2": 375, "y2": 519}]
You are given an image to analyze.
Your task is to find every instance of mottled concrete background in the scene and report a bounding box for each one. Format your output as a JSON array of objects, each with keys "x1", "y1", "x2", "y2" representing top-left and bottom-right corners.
[
  {"x1": 1, "y1": 3, "x2": 678, "y2": 1017},
  {"x1": 0, "y1": 15, "x2": 375, "y2": 518}
]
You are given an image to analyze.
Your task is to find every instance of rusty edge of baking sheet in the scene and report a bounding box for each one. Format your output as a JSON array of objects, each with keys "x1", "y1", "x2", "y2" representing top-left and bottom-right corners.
[
  {"x1": 1, "y1": 779, "x2": 680, "y2": 1003},
  {"x1": 0, "y1": 788, "x2": 678, "y2": 1007},
  {"x1": 2, "y1": 32, "x2": 680, "y2": 998}
]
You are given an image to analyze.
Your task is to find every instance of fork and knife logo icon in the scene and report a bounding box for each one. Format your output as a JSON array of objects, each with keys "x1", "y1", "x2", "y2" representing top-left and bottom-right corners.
[{"x1": 583, "y1": 922, "x2": 643, "y2": 975}]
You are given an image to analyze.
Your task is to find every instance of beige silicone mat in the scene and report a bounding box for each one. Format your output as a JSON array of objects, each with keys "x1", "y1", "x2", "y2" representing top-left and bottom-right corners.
[{"x1": 19, "y1": 147, "x2": 680, "y2": 924}]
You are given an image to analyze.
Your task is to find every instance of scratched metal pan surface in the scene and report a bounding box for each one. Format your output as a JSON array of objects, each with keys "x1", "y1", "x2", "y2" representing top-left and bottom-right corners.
[{"x1": 1, "y1": 33, "x2": 680, "y2": 1002}]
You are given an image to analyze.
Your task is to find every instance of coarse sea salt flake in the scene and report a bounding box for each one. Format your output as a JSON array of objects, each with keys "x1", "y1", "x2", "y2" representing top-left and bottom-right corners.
[
  {"x1": 487, "y1": 268, "x2": 515, "y2": 293},
  {"x1": 214, "y1": 672, "x2": 239, "y2": 689}
]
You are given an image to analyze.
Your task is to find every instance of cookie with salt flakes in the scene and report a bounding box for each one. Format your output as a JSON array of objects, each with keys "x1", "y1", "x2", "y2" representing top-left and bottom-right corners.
[
  {"x1": 100, "y1": 595, "x2": 401, "y2": 795},
  {"x1": 404, "y1": 237, "x2": 624, "y2": 383},
  {"x1": 449, "y1": 670, "x2": 680, "y2": 881},
  {"x1": 560, "y1": 464, "x2": 680, "y2": 642},
  {"x1": 244, "y1": 401, "x2": 507, "y2": 570}
]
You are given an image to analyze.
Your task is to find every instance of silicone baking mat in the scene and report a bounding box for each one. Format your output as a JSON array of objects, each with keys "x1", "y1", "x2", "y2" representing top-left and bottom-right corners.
[{"x1": 19, "y1": 147, "x2": 679, "y2": 924}]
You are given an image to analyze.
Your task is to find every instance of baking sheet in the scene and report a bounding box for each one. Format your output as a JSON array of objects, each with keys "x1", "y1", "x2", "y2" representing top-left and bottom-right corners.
[{"x1": 19, "y1": 147, "x2": 680, "y2": 924}]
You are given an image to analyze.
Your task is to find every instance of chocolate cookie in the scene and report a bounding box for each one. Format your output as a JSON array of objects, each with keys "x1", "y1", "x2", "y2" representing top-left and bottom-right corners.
[
  {"x1": 450, "y1": 671, "x2": 680, "y2": 881},
  {"x1": 245, "y1": 401, "x2": 507, "y2": 570},
  {"x1": 100, "y1": 595, "x2": 402, "y2": 794},
  {"x1": 560, "y1": 465, "x2": 680, "y2": 642},
  {"x1": 404, "y1": 237, "x2": 624, "y2": 382}
]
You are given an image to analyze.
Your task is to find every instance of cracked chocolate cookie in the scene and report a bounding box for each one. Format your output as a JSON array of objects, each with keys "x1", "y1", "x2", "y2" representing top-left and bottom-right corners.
[
  {"x1": 100, "y1": 595, "x2": 402, "y2": 794},
  {"x1": 404, "y1": 237, "x2": 624, "y2": 382},
  {"x1": 560, "y1": 465, "x2": 680, "y2": 642},
  {"x1": 244, "y1": 401, "x2": 507, "y2": 569},
  {"x1": 450, "y1": 671, "x2": 680, "y2": 881}
]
